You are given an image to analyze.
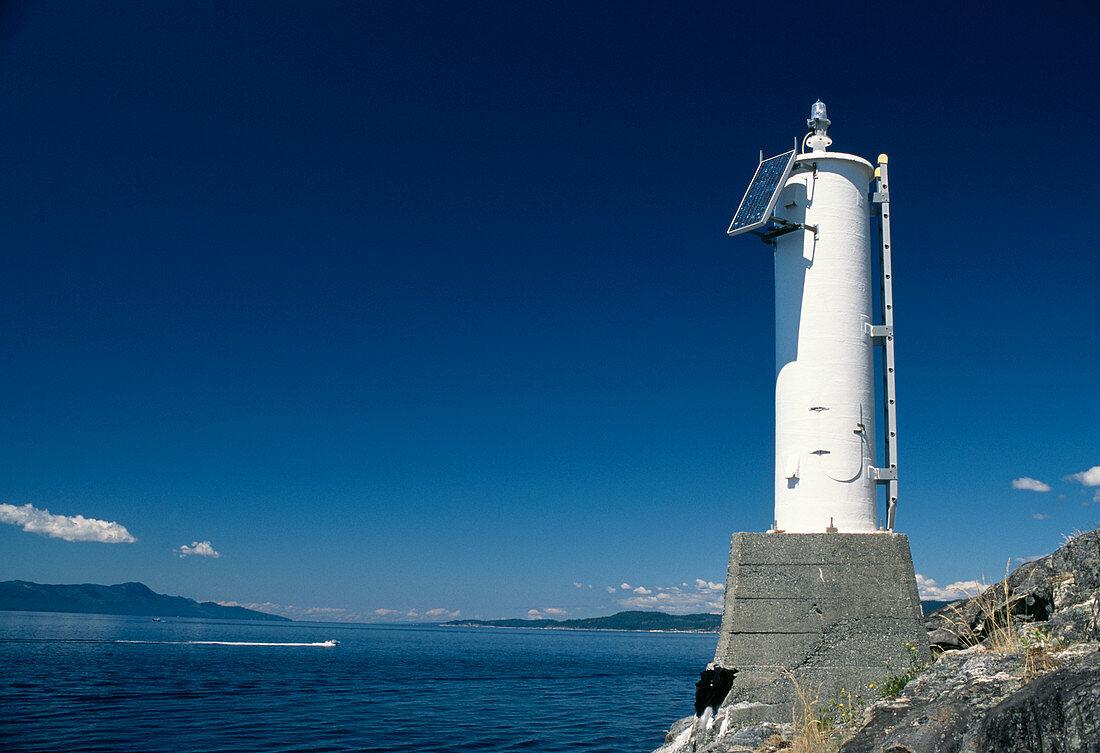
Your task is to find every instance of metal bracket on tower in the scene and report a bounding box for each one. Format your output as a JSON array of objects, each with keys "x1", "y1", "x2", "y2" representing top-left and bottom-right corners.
[
  {"x1": 865, "y1": 323, "x2": 892, "y2": 344},
  {"x1": 755, "y1": 218, "x2": 818, "y2": 243},
  {"x1": 870, "y1": 466, "x2": 897, "y2": 481},
  {"x1": 874, "y1": 155, "x2": 899, "y2": 531}
]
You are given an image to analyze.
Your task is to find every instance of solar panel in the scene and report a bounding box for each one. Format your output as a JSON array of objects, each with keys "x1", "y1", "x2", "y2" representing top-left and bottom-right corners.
[{"x1": 727, "y1": 149, "x2": 797, "y2": 237}]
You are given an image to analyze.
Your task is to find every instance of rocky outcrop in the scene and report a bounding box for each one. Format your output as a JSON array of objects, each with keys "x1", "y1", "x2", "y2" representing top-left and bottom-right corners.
[
  {"x1": 651, "y1": 527, "x2": 1100, "y2": 753},
  {"x1": 836, "y1": 643, "x2": 1100, "y2": 753},
  {"x1": 836, "y1": 522, "x2": 1100, "y2": 753},
  {"x1": 975, "y1": 649, "x2": 1100, "y2": 752},
  {"x1": 838, "y1": 647, "x2": 1026, "y2": 752},
  {"x1": 926, "y1": 528, "x2": 1100, "y2": 653},
  {"x1": 655, "y1": 713, "x2": 792, "y2": 753}
]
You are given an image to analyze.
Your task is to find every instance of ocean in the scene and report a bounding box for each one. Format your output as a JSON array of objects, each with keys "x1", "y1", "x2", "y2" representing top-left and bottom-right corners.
[{"x1": 0, "y1": 611, "x2": 714, "y2": 752}]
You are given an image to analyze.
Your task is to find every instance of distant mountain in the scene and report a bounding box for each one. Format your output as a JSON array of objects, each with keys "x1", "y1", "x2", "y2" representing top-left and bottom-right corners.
[
  {"x1": 447, "y1": 603, "x2": 961, "y2": 631},
  {"x1": 0, "y1": 581, "x2": 290, "y2": 621},
  {"x1": 921, "y1": 599, "x2": 963, "y2": 615},
  {"x1": 444, "y1": 610, "x2": 722, "y2": 632}
]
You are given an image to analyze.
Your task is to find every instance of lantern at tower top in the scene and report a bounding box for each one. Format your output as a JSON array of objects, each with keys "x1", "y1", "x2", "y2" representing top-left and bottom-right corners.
[{"x1": 806, "y1": 99, "x2": 832, "y2": 153}]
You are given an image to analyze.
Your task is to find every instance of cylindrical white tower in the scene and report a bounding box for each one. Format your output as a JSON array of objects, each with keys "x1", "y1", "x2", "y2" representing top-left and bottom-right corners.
[{"x1": 772, "y1": 146, "x2": 876, "y2": 533}]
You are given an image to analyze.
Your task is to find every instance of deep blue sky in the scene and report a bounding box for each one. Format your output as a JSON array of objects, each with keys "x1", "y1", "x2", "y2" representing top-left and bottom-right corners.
[{"x1": 1, "y1": 1, "x2": 1097, "y2": 621}]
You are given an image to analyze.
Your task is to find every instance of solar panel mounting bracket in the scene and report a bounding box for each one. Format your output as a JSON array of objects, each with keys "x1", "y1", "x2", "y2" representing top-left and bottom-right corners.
[{"x1": 754, "y1": 218, "x2": 818, "y2": 244}]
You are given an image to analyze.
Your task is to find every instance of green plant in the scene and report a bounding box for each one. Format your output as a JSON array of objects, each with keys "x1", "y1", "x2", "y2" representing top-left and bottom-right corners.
[
  {"x1": 1019, "y1": 626, "x2": 1064, "y2": 652},
  {"x1": 879, "y1": 642, "x2": 929, "y2": 700},
  {"x1": 815, "y1": 688, "x2": 865, "y2": 727},
  {"x1": 1021, "y1": 626, "x2": 1067, "y2": 682}
]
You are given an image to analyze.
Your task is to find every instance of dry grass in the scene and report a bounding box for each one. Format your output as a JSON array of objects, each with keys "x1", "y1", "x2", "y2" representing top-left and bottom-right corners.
[
  {"x1": 983, "y1": 565, "x2": 1022, "y2": 653},
  {"x1": 939, "y1": 562, "x2": 1022, "y2": 653},
  {"x1": 1061, "y1": 528, "x2": 1088, "y2": 545},
  {"x1": 783, "y1": 669, "x2": 846, "y2": 753},
  {"x1": 938, "y1": 561, "x2": 1076, "y2": 685}
]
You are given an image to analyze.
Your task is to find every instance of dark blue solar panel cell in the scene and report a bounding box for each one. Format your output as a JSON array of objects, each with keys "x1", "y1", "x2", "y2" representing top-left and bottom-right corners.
[{"x1": 727, "y1": 150, "x2": 796, "y2": 237}]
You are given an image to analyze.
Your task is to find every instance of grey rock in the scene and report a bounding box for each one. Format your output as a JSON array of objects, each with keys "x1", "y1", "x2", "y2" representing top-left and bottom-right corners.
[
  {"x1": 655, "y1": 709, "x2": 793, "y2": 753},
  {"x1": 971, "y1": 649, "x2": 1100, "y2": 753},
  {"x1": 697, "y1": 720, "x2": 792, "y2": 753},
  {"x1": 839, "y1": 647, "x2": 1026, "y2": 753},
  {"x1": 660, "y1": 715, "x2": 694, "y2": 744},
  {"x1": 725, "y1": 721, "x2": 786, "y2": 746},
  {"x1": 836, "y1": 646, "x2": 1100, "y2": 753}
]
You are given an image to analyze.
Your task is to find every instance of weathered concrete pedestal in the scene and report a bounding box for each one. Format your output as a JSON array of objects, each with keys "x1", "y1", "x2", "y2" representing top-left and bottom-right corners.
[{"x1": 713, "y1": 532, "x2": 930, "y2": 723}]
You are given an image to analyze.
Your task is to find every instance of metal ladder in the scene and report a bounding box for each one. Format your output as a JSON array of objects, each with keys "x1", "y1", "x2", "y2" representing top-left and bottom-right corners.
[{"x1": 870, "y1": 156, "x2": 898, "y2": 530}]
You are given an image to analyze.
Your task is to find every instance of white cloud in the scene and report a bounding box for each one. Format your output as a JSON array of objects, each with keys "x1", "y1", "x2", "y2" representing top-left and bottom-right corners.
[
  {"x1": 614, "y1": 577, "x2": 725, "y2": 613},
  {"x1": 1032, "y1": 513, "x2": 1050, "y2": 520},
  {"x1": 543, "y1": 607, "x2": 567, "y2": 616},
  {"x1": 527, "y1": 609, "x2": 542, "y2": 618},
  {"x1": 573, "y1": 582, "x2": 584, "y2": 588},
  {"x1": 176, "y1": 540, "x2": 220, "y2": 558},
  {"x1": 0, "y1": 502, "x2": 136, "y2": 543},
  {"x1": 1012, "y1": 477, "x2": 1051, "y2": 492},
  {"x1": 619, "y1": 583, "x2": 631, "y2": 590},
  {"x1": 605, "y1": 586, "x2": 617, "y2": 594},
  {"x1": 695, "y1": 579, "x2": 724, "y2": 593},
  {"x1": 216, "y1": 601, "x2": 459, "y2": 623},
  {"x1": 1067, "y1": 466, "x2": 1100, "y2": 486},
  {"x1": 915, "y1": 573, "x2": 988, "y2": 601}
]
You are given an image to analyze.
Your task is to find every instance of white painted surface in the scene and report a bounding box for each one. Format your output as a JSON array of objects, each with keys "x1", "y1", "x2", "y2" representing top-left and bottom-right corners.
[{"x1": 773, "y1": 152, "x2": 876, "y2": 533}]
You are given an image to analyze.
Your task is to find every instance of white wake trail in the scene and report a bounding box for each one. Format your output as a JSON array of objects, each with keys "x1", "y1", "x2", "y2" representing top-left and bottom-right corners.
[{"x1": 115, "y1": 639, "x2": 339, "y2": 647}]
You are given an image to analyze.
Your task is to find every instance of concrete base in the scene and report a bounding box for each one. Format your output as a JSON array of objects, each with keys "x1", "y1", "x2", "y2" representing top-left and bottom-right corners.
[{"x1": 712, "y1": 532, "x2": 930, "y2": 723}]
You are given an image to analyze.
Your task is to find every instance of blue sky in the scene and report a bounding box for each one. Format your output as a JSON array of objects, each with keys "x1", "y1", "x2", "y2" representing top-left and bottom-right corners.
[{"x1": 1, "y1": 1, "x2": 1097, "y2": 622}]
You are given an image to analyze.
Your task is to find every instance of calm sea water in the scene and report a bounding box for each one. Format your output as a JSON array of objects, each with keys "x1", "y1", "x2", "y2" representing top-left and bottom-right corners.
[{"x1": 0, "y1": 611, "x2": 714, "y2": 752}]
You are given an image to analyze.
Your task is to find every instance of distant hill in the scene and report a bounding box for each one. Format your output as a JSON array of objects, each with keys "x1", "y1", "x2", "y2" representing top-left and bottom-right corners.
[
  {"x1": 921, "y1": 599, "x2": 963, "y2": 615},
  {"x1": 446, "y1": 603, "x2": 961, "y2": 631},
  {"x1": 444, "y1": 610, "x2": 722, "y2": 632},
  {"x1": 0, "y1": 580, "x2": 290, "y2": 621}
]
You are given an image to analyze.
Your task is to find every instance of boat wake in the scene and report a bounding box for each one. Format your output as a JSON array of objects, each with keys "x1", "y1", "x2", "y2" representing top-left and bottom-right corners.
[{"x1": 116, "y1": 639, "x2": 340, "y2": 647}]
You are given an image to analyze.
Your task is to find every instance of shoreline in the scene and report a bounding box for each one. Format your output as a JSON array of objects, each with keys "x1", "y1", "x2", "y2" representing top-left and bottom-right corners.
[{"x1": 440, "y1": 623, "x2": 718, "y2": 634}]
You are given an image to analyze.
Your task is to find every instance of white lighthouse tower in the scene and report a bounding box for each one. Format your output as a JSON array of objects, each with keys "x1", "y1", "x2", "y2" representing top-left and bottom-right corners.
[
  {"x1": 706, "y1": 102, "x2": 924, "y2": 728},
  {"x1": 728, "y1": 100, "x2": 897, "y2": 534}
]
